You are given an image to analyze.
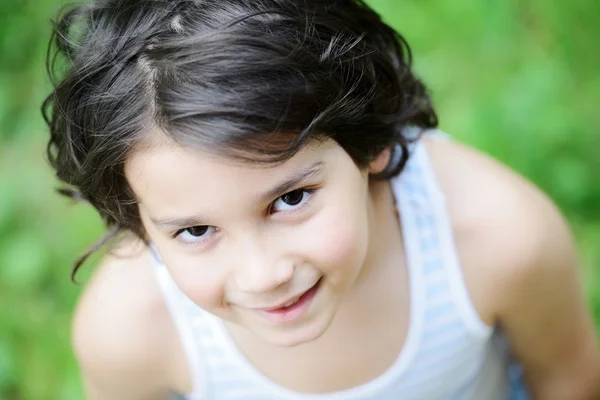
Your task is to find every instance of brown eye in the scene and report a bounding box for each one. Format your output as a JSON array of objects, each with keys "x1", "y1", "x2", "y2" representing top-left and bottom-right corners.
[
  {"x1": 281, "y1": 190, "x2": 305, "y2": 206},
  {"x1": 185, "y1": 226, "x2": 210, "y2": 237},
  {"x1": 175, "y1": 225, "x2": 217, "y2": 245},
  {"x1": 271, "y1": 189, "x2": 314, "y2": 213}
]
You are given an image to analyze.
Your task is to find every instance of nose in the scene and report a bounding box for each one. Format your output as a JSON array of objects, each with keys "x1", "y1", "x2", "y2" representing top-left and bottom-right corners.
[{"x1": 234, "y1": 237, "x2": 294, "y2": 294}]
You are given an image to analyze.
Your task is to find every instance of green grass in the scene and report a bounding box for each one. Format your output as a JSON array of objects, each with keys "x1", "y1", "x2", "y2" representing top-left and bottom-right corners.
[{"x1": 0, "y1": 1, "x2": 598, "y2": 398}]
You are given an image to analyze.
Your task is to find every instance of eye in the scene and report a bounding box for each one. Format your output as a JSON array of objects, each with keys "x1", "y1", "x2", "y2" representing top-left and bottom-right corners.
[
  {"x1": 175, "y1": 225, "x2": 217, "y2": 244},
  {"x1": 271, "y1": 189, "x2": 314, "y2": 213}
]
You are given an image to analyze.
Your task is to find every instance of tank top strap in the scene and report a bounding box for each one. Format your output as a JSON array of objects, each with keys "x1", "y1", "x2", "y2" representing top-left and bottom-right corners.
[
  {"x1": 150, "y1": 246, "x2": 208, "y2": 399},
  {"x1": 149, "y1": 132, "x2": 504, "y2": 399},
  {"x1": 394, "y1": 133, "x2": 491, "y2": 339}
]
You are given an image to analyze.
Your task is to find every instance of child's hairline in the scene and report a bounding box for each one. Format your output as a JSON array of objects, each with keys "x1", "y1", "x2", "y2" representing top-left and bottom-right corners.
[
  {"x1": 125, "y1": 123, "x2": 377, "y2": 173},
  {"x1": 44, "y1": 0, "x2": 436, "y2": 280}
]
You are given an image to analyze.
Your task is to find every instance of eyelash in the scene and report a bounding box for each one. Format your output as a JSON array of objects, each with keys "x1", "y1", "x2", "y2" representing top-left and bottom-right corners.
[
  {"x1": 269, "y1": 188, "x2": 315, "y2": 214},
  {"x1": 172, "y1": 188, "x2": 317, "y2": 246}
]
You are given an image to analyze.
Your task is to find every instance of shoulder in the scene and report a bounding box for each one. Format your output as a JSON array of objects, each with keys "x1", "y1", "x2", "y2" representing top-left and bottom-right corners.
[
  {"x1": 422, "y1": 135, "x2": 576, "y2": 324},
  {"x1": 423, "y1": 135, "x2": 600, "y2": 397},
  {"x1": 72, "y1": 237, "x2": 192, "y2": 399}
]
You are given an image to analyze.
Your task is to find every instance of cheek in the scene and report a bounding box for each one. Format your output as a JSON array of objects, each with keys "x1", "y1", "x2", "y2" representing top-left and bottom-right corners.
[
  {"x1": 162, "y1": 254, "x2": 227, "y2": 310},
  {"x1": 303, "y1": 201, "x2": 369, "y2": 273}
]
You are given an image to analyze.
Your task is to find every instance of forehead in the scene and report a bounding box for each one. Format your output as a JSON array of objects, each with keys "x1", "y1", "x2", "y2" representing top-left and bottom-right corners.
[
  {"x1": 126, "y1": 137, "x2": 334, "y2": 183},
  {"x1": 124, "y1": 137, "x2": 343, "y2": 214}
]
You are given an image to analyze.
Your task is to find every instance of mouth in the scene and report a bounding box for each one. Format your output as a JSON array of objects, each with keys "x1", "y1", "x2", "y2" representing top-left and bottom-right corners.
[{"x1": 254, "y1": 278, "x2": 323, "y2": 323}]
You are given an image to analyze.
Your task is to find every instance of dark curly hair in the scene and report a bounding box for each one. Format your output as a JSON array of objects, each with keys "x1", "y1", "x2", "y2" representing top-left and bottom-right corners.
[{"x1": 42, "y1": 0, "x2": 438, "y2": 279}]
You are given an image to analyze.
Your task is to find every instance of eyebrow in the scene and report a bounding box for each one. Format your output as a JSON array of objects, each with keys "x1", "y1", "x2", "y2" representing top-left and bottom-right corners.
[
  {"x1": 151, "y1": 216, "x2": 205, "y2": 231},
  {"x1": 256, "y1": 160, "x2": 324, "y2": 204},
  {"x1": 150, "y1": 161, "x2": 325, "y2": 230}
]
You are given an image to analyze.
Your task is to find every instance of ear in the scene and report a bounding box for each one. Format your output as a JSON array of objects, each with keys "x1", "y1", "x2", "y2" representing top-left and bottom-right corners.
[{"x1": 367, "y1": 147, "x2": 392, "y2": 175}]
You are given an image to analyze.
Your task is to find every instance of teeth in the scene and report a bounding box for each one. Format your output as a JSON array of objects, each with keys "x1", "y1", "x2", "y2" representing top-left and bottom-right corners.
[{"x1": 283, "y1": 298, "x2": 299, "y2": 308}]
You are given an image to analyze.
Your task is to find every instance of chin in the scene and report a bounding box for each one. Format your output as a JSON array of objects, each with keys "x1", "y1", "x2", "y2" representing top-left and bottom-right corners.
[{"x1": 265, "y1": 313, "x2": 333, "y2": 348}]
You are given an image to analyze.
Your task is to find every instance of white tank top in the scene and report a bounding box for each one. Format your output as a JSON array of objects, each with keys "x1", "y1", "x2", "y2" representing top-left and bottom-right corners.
[{"x1": 151, "y1": 135, "x2": 530, "y2": 399}]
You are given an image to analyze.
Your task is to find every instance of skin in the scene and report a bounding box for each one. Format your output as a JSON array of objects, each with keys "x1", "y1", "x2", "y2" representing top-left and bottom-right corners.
[
  {"x1": 72, "y1": 136, "x2": 600, "y2": 399},
  {"x1": 130, "y1": 138, "x2": 401, "y2": 350}
]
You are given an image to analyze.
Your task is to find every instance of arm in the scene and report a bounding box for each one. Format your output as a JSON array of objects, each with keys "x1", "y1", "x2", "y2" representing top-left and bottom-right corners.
[
  {"x1": 72, "y1": 246, "x2": 186, "y2": 400},
  {"x1": 493, "y1": 184, "x2": 600, "y2": 399},
  {"x1": 424, "y1": 137, "x2": 600, "y2": 399}
]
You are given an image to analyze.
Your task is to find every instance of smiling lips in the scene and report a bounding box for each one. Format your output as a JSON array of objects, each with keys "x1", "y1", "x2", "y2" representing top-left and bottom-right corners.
[{"x1": 253, "y1": 278, "x2": 322, "y2": 323}]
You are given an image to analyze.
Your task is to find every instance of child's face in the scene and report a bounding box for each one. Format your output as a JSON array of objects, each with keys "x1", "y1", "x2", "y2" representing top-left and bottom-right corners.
[{"x1": 126, "y1": 136, "x2": 387, "y2": 347}]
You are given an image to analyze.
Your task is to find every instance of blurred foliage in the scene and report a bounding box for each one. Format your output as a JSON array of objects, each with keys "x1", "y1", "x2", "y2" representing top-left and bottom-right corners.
[{"x1": 0, "y1": 0, "x2": 598, "y2": 398}]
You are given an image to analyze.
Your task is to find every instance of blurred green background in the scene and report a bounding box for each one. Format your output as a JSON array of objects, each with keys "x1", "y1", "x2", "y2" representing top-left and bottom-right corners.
[{"x1": 0, "y1": 0, "x2": 598, "y2": 398}]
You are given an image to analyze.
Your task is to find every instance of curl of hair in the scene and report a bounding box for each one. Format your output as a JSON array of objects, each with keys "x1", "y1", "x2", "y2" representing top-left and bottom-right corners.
[{"x1": 42, "y1": 0, "x2": 438, "y2": 279}]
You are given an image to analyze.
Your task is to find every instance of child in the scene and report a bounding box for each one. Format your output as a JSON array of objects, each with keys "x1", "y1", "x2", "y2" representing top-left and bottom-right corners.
[{"x1": 43, "y1": 0, "x2": 600, "y2": 399}]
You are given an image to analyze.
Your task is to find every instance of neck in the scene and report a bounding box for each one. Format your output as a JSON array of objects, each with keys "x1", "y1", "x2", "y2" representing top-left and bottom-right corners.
[
  {"x1": 355, "y1": 178, "x2": 403, "y2": 286},
  {"x1": 324, "y1": 177, "x2": 406, "y2": 334}
]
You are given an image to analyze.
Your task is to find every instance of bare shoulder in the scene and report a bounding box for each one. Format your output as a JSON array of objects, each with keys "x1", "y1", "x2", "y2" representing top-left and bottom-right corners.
[
  {"x1": 72, "y1": 237, "x2": 191, "y2": 399},
  {"x1": 422, "y1": 136, "x2": 577, "y2": 325}
]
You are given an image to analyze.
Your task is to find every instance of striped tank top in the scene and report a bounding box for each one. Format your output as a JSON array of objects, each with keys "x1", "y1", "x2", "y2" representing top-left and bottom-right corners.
[{"x1": 152, "y1": 136, "x2": 530, "y2": 399}]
